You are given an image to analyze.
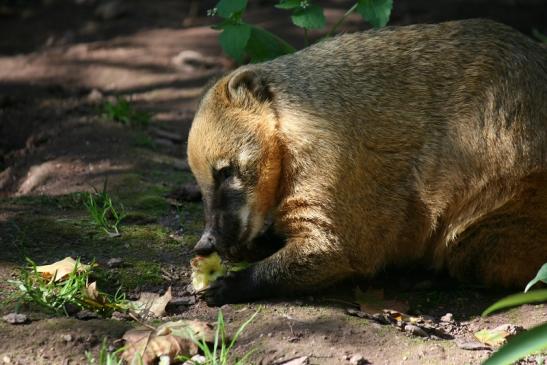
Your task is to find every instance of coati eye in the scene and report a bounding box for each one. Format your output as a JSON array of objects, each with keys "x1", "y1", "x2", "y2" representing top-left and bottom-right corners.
[{"x1": 213, "y1": 165, "x2": 233, "y2": 182}]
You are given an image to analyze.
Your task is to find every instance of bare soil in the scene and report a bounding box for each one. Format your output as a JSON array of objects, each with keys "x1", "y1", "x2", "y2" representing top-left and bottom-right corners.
[{"x1": 1, "y1": 1, "x2": 546, "y2": 364}]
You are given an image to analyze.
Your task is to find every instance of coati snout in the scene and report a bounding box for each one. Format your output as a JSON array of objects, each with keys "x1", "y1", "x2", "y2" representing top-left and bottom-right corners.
[{"x1": 187, "y1": 19, "x2": 547, "y2": 306}]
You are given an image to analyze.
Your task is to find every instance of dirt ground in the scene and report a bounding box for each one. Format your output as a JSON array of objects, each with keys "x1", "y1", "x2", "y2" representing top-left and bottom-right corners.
[{"x1": 1, "y1": 1, "x2": 546, "y2": 364}]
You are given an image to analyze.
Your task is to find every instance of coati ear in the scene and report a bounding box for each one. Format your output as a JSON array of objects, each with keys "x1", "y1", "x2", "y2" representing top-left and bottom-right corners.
[{"x1": 227, "y1": 69, "x2": 272, "y2": 104}]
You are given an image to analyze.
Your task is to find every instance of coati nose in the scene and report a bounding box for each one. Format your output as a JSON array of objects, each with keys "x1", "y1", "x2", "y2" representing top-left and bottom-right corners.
[{"x1": 194, "y1": 232, "x2": 216, "y2": 255}]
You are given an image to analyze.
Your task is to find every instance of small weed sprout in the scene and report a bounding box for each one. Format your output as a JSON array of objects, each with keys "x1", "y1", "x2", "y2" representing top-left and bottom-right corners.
[
  {"x1": 84, "y1": 182, "x2": 126, "y2": 237},
  {"x1": 180, "y1": 310, "x2": 259, "y2": 365},
  {"x1": 85, "y1": 338, "x2": 124, "y2": 365},
  {"x1": 102, "y1": 97, "x2": 151, "y2": 129}
]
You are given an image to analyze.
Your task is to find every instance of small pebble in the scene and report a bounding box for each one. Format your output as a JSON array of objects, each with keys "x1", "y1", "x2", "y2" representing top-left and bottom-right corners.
[
  {"x1": 349, "y1": 354, "x2": 367, "y2": 365},
  {"x1": 2, "y1": 313, "x2": 28, "y2": 324},
  {"x1": 75, "y1": 310, "x2": 99, "y2": 320},
  {"x1": 95, "y1": 0, "x2": 127, "y2": 20},
  {"x1": 279, "y1": 356, "x2": 309, "y2": 365},
  {"x1": 404, "y1": 324, "x2": 428, "y2": 337},
  {"x1": 440, "y1": 313, "x2": 454, "y2": 323},
  {"x1": 2, "y1": 355, "x2": 11, "y2": 364},
  {"x1": 456, "y1": 341, "x2": 491, "y2": 351},
  {"x1": 106, "y1": 257, "x2": 123, "y2": 268},
  {"x1": 182, "y1": 354, "x2": 206, "y2": 365},
  {"x1": 87, "y1": 89, "x2": 103, "y2": 102},
  {"x1": 61, "y1": 334, "x2": 73, "y2": 342}
]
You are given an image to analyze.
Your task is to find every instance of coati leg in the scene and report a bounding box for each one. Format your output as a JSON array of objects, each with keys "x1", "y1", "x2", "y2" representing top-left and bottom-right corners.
[
  {"x1": 445, "y1": 174, "x2": 547, "y2": 288},
  {"x1": 201, "y1": 233, "x2": 353, "y2": 306}
]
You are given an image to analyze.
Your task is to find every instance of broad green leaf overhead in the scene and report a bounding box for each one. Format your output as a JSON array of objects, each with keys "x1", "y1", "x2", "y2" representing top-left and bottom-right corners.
[
  {"x1": 525, "y1": 262, "x2": 547, "y2": 292},
  {"x1": 275, "y1": 0, "x2": 301, "y2": 10},
  {"x1": 291, "y1": 4, "x2": 326, "y2": 29},
  {"x1": 483, "y1": 323, "x2": 547, "y2": 365},
  {"x1": 246, "y1": 26, "x2": 296, "y2": 63},
  {"x1": 219, "y1": 24, "x2": 251, "y2": 63},
  {"x1": 216, "y1": 0, "x2": 248, "y2": 18},
  {"x1": 356, "y1": 0, "x2": 393, "y2": 28},
  {"x1": 482, "y1": 289, "x2": 547, "y2": 316}
]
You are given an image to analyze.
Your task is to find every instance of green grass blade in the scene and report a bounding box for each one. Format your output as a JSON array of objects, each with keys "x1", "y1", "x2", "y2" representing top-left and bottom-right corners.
[
  {"x1": 482, "y1": 289, "x2": 547, "y2": 316},
  {"x1": 227, "y1": 311, "x2": 259, "y2": 353},
  {"x1": 483, "y1": 323, "x2": 547, "y2": 365},
  {"x1": 213, "y1": 310, "x2": 222, "y2": 362}
]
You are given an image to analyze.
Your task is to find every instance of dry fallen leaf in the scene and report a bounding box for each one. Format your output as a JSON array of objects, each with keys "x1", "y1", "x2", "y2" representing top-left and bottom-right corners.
[
  {"x1": 383, "y1": 309, "x2": 422, "y2": 324},
  {"x1": 122, "y1": 319, "x2": 214, "y2": 365},
  {"x1": 474, "y1": 324, "x2": 525, "y2": 347},
  {"x1": 36, "y1": 257, "x2": 89, "y2": 282},
  {"x1": 474, "y1": 328, "x2": 510, "y2": 347},
  {"x1": 131, "y1": 287, "x2": 172, "y2": 319}
]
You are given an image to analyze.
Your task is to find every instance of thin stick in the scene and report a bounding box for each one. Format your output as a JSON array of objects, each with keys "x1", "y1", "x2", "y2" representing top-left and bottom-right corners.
[{"x1": 327, "y1": 2, "x2": 358, "y2": 37}]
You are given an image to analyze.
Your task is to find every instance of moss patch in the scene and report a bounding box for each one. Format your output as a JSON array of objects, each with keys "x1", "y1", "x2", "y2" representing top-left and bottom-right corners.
[{"x1": 116, "y1": 260, "x2": 163, "y2": 290}]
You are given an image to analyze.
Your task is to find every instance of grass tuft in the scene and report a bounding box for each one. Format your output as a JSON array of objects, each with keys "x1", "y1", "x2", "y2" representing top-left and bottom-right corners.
[
  {"x1": 102, "y1": 97, "x2": 151, "y2": 129},
  {"x1": 84, "y1": 181, "x2": 126, "y2": 237},
  {"x1": 5, "y1": 258, "x2": 129, "y2": 317}
]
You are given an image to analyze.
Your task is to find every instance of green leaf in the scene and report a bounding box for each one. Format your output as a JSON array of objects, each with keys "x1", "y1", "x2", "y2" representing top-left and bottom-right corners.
[
  {"x1": 275, "y1": 0, "x2": 301, "y2": 10},
  {"x1": 219, "y1": 23, "x2": 251, "y2": 63},
  {"x1": 216, "y1": 0, "x2": 248, "y2": 18},
  {"x1": 356, "y1": 0, "x2": 393, "y2": 28},
  {"x1": 484, "y1": 323, "x2": 547, "y2": 365},
  {"x1": 246, "y1": 26, "x2": 296, "y2": 63},
  {"x1": 525, "y1": 263, "x2": 547, "y2": 293},
  {"x1": 291, "y1": 4, "x2": 325, "y2": 29},
  {"x1": 532, "y1": 29, "x2": 547, "y2": 43},
  {"x1": 482, "y1": 289, "x2": 547, "y2": 316}
]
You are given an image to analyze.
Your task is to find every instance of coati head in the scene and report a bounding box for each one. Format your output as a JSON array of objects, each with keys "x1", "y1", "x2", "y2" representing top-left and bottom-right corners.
[{"x1": 187, "y1": 68, "x2": 283, "y2": 260}]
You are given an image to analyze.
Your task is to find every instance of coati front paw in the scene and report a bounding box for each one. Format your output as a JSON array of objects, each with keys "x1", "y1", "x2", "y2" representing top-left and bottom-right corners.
[{"x1": 199, "y1": 270, "x2": 254, "y2": 306}]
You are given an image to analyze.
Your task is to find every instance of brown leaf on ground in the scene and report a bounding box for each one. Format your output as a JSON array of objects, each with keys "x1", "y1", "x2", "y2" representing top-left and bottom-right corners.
[
  {"x1": 121, "y1": 319, "x2": 214, "y2": 365},
  {"x1": 156, "y1": 320, "x2": 215, "y2": 343},
  {"x1": 84, "y1": 281, "x2": 100, "y2": 301},
  {"x1": 35, "y1": 257, "x2": 89, "y2": 282},
  {"x1": 131, "y1": 287, "x2": 172, "y2": 319}
]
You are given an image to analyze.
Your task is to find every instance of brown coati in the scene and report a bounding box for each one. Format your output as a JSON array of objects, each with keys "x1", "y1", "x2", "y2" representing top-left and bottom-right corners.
[{"x1": 186, "y1": 19, "x2": 547, "y2": 306}]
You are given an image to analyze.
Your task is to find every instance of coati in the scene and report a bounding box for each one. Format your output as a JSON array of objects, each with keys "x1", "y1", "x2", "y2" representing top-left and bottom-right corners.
[{"x1": 187, "y1": 19, "x2": 547, "y2": 306}]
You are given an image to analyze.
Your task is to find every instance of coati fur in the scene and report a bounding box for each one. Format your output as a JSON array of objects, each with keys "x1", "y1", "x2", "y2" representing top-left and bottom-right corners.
[{"x1": 187, "y1": 19, "x2": 547, "y2": 306}]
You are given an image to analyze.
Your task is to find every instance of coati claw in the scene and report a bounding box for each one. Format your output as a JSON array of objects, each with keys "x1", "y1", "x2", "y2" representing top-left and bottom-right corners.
[{"x1": 200, "y1": 269, "x2": 262, "y2": 306}]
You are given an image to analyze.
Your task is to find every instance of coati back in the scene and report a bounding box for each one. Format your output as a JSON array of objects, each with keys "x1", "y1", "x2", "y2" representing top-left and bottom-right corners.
[{"x1": 187, "y1": 19, "x2": 547, "y2": 305}]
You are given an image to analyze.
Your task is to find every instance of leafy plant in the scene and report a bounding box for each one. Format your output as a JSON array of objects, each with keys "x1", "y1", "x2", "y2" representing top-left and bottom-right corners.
[
  {"x1": 211, "y1": 0, "x2": 393, "y2": 63},
  {"x1": 180, "y1": 310, "x2": 259, "y2": 365},
  {"x1": 525, "y1": 263, "x2": 547, "y2": 293},
  {"x1": 102, "y1": 97, "x2": 151, "y2": 128},
  {"x1": 482, "y1": 263, "x2": 547, "y2": 365},
  {"x1": 532, "y1": 28, "x2": 547, "y2": 43},
  {"x1": 86, "y1": 338, "x2": 124, "y2": 365},
  {"x1": 6, "y1": 258, "x2": 128, "y2": 317},
  {"x1": 84, "y1": 181, "x2": 126, "y2": 237}
]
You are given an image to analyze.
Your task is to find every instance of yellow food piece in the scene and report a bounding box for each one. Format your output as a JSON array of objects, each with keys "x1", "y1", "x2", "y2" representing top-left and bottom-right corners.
[{"x1": 190, "y1": 253, "x2": 226, "y2": 291}]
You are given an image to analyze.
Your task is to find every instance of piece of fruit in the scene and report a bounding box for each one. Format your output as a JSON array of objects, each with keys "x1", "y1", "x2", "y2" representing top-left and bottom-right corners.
[{"x1": 190, "y1": 253, "x2": 226, "y2": 291}]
